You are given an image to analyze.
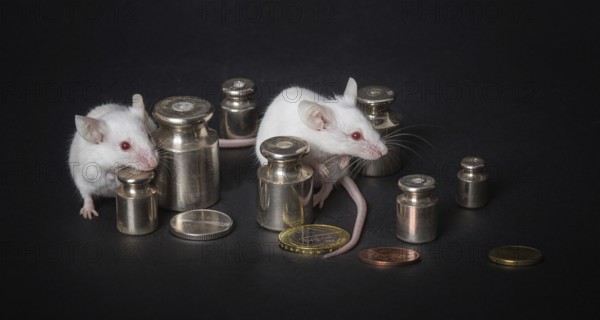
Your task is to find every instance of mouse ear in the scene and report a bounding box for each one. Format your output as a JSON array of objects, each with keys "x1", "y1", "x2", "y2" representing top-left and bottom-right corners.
[
  {"x1": 132, "y1": 93, "x2": 155, "y2": 130},
  {"x1": 343, "y1": 77, "x2": 358, "y2": 102},
  {"x1": 131, "y1": 93, "x2": 147, "y2": 116},
  {"x1": 75, "y1": 115, "x2": 106, "y2": 144},
  {"x1": 298, "y1": 100, "x2": 335, "y2": 131}
]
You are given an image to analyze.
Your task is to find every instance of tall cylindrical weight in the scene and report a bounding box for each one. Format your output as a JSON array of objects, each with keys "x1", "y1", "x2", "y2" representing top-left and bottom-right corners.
[
  {"x1": 220, "y1": 78, "x2": 258, "y2": 139},
  {"x1": 357, "y1": 85, "x2": 403, "y2": 176},
  {"x1": 257, "y1": 136, "x2": 314, "y2": 231},
  {"x1": 152, "y1": 96, "x2": 219, "y2": 211},
  {"x1": 116, "y1": 167, "x2": 158, "y2": 235},
  {"x1": 396, "y1": 174, "x2": 438, "y2": 243}
]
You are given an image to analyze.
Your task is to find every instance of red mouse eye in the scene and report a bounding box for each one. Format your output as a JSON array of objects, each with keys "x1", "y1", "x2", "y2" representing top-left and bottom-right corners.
[
  {"x1": 351, "y1": 132, "x2": 362, "y2": 140},
  {"x1": 120, "y1": 141, "x2": 131, "y2": 151}
]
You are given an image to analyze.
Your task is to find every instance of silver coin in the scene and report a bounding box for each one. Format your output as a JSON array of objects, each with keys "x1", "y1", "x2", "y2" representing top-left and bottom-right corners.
[{"x1": 169, "y1": 209, "x2": 234, "y2": 241}]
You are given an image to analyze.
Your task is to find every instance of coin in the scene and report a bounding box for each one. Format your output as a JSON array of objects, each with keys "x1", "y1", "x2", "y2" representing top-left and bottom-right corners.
[
  {"x1": 359, "y1": 247, "x2": 421, "y2": 267},
  {"x1": 278, "y1": 224, "x2": 350, "y2": 255},
  {"x1": 169, "y1": 209, "x2": 234, "y2": 241},
  {"x1": 488, "y1": 245, "x2": 543, "y2": 266}
]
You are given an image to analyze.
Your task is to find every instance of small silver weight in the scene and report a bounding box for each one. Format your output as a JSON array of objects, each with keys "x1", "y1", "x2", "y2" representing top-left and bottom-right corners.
[
  {"x1": 257, "y1": 136, "x2": 314, "y2": 231},
  {"x1": 152, "y1": 96, "x2": 219, "y2": 211},
  {"x1": 396, "y1": 174, "x2": 438, "y2": 243},
  {"x1": 116, "y1": 167, "x2": 158, "y2": 235},
  {"x1": 220, "y1": 78, "x2": 258, "y2": 139},
  {"x1": 456, "y1": 156, "x2": 488, "y2": 208},
  {"x1": 357, "y1": 85, "x2": 403, "y2": 176}
]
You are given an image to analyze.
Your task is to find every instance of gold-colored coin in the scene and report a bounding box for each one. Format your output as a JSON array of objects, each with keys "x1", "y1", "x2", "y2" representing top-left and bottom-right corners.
[
  {"x1": 488, "y1": 245, "x2": 543, "y2": 266},
  {"x1": 359, "y1": 247, "x2": 421, "y2": 267},
  {"x1": 278, "y1": 224, "x2": 350, "y2": 255}
]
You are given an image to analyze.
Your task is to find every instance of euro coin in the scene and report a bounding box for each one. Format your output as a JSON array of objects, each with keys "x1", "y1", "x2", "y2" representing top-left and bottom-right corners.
[{"x1": 278, "y1": 224, "x2": 350, "y2": 255}]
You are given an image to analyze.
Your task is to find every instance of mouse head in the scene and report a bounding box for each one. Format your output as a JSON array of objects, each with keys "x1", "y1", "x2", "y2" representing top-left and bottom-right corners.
[
  {"x1": 297, "y1": 77, "x2": 388, "y2": 160},
  {"x1": 75, "y1": 94, "x2": 159, "y2": 171}
]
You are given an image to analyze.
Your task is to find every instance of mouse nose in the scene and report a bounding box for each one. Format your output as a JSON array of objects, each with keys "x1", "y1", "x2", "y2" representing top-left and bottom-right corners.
[
  {"x1": 147, "y1": 155, "x2": 158, "y2": 169},
  {"x1": 380, "y1": 144, "x2": 388, "y2": 156},
  {"x1": 136, "y1": 154, "x2": 158, "y2": 171}
]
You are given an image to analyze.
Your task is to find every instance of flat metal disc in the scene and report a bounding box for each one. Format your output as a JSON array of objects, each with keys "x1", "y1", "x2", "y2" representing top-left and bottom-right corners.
[
  {"x1": 169, "y1": 209, "x2": 233, "y2": 241},
  {"x1": 359, "y1": 247, "x2": 421, "y2": 267},
  {"x1": 278, "y1": 224, "x2": 350, "y2": 255},
  {"x1": 488, "y1": 245, "x2": 543, "y2": 266}
]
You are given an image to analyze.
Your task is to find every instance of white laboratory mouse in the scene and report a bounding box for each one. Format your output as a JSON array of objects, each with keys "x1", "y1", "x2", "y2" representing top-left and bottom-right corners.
[
  {"x1": 255, "y1": 77, "x2": 388, "y2": 258},
  {"x1": 69, "y1": 94, "x2": 159, "y2": 219}
]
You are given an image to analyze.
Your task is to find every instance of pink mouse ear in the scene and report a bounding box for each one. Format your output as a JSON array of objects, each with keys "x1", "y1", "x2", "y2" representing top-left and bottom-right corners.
[
  {"x1": 132, "y1": 93, "x2": 155, "y2": 130},
  {"x1": 131, "y1": 93, "x2": 146, "y2": 115},
  {"x1": 343, "y1": 77, "x2": 358, "y2": 102},
  {"x1": 75, "y1": 115, "x2": 106, "y2": 144},
  {"x1": 298, "y1": 100, "x2": 336, "y2": 131}
]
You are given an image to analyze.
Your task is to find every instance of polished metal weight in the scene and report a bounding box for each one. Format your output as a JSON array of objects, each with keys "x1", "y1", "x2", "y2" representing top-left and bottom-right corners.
[
  {"x1": 396, "y1": 174, "x2": 438, "y2": 243},
  {"x1": 116, "y1": 167, "x2": 158, "y2": 235},
  {"x1": 357, "y1": 85, "x2": 403, "y2": 176},
  {"x1": 456, "y1": 156, "x2": 488, "y2": 208},
  {"x1": 220, "y1": 78, "x2": 258, "y2": 139},
  {"x1": 152, "y1": 96, "x2": 219, "y2": 211},
  {"x1": 257, "y1": 136, "x2": 314, "y2": 231}
]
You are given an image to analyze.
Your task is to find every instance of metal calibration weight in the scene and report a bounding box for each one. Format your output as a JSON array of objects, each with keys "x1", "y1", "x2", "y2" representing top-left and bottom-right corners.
[
  {"x1": 396, "y1": 174, "x2": 439, "y2": 243},
  {"x1": 357, "y1": 85, "x2": 404, "y2": 176},
  {"x1": 456, "y1": 156, "x2": 488, "y2": 208},
  {"x1": 116, "y1": 167, "x2": 158, "y2": 235},
  {"x1": 152, "y1": 96, "x2": 219, "y2": 211},
  {"x1": 257, "y1": 136, "x2": 314, "y2": 231},
  {"x1": 220, "y1": 78, "x2": 258, "y2": 139}
]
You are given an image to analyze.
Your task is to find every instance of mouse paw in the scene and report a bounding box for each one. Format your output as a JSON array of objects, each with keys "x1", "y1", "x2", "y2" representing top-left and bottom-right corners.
[
  {"x1": 313, "y1": 195, "x2": 326, "y2": 209},
  {"x1": 339, "y1": 155, "x2": 350, "y2": 169},
  {"x1": 313, "y1": 183, "x2": 333, "y2": 208},
  {"x1": 80, "y1": 206, "x2": 99, "y2": 219},
  {"x1": 317, "y1": 163, "x2": 330, "y2": 178}
]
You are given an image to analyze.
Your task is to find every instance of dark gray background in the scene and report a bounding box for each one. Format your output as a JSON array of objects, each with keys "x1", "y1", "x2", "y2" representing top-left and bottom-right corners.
[{"x1": 1, "y1": 0, "x2": 598, "y2": 318}]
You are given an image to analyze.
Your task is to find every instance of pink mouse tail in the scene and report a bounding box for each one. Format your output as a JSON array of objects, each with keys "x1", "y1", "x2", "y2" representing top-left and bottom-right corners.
[
  {"x1": 219, "y1": 138, "x2": 256, "y2": 148},
  {"x1": 323, "y1": 175, "x2": 367, "y2": 259}
]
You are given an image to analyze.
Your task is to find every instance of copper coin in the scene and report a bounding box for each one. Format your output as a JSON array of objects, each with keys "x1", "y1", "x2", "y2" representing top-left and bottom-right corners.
[{"x1": 359, "y1": 247, "x2": 421, "y2": 267}]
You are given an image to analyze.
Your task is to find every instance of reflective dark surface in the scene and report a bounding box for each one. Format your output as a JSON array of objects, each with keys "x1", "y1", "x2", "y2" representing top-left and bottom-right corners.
[{"x1": 3, "y1": 0, "x2": 598, "y2": 318}]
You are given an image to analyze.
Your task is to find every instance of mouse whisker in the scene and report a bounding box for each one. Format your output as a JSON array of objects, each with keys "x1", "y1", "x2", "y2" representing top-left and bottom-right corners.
[
  {"x1": 153, "y1": 137, "x2": 169, "y2": 151},
  {"x1": 396, "y1": 144, "x2": 424, "y2": 159},
  {"x1": 348, "y1": 157, "x2": 369, "y2": 178},
  {"x1": 392, "y1": 124, "x2": 443, "y2": 132},
  {"x1": 382, "y1": 128, "x2": 438, "y2": 161},
  {"x1": 385, "y1": 150, "x2": 403, "y2": 165},
  {"x1": 355, "y1": 159, "x2": 367, "y2": 174},
  {"x1": 348, "y1": 157, "x2": 363, "y2": 172},
  {"x1": 384, "y1": 133, "x2": 436, "y2": 149}
]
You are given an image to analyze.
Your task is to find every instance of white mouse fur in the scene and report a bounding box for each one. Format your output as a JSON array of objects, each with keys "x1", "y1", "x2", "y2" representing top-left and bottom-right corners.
[
  {"x1": 255, "y1": 77, "x2": 388, "y2": 257},
  {"x1": 256, "y1": 77, "x2": 387, "y2": 166},
  {"x1": 69, "y1": 94, "x2": 159, "y2": 219}
]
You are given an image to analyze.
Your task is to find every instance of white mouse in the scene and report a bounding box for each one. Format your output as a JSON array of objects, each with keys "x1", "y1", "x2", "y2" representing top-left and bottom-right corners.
[
  {"x1": 255, "y1": 77, "x2": 388, "y2": 258},
  {"x1": 69, "y1": 94, "x2": 159, "y2": 219}
]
